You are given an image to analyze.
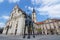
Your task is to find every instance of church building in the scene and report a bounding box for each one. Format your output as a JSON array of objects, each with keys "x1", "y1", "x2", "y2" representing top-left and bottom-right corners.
[{"x1": 3, "y1": 5, "x2": 36, "y2": 35}]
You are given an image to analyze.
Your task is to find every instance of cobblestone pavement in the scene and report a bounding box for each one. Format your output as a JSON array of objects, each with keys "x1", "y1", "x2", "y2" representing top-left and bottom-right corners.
[{"x1": 0, "y1": 34, "x2": 60, "y2": 40}]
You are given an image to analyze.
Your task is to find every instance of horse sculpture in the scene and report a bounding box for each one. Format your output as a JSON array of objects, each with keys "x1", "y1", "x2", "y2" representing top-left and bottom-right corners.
[{"x1": 23, "y1": 15, "x2": 35, "y2": 39}]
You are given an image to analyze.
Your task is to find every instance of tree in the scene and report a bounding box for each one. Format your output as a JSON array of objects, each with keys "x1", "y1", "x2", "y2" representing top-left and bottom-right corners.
[{"x1": 36, "y1": 28, "x2": 42, "y2": 34}]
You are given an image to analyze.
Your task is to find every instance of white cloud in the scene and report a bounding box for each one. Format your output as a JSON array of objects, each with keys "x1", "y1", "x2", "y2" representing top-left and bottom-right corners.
[
  {"x1": 0, "y1": 15, "x2": 9, "y2": 20},
  {"x1": 2, "y1": 16, "x2": 9, "y2": 20},
  {"x1": 0, "y1": 0, "x2": 4, "y2": 3},
  {"x1": 31, "y1": 0, "x2": 60, "y2": 19},
  {"x1": 37, "y1": 4, "x2": 60, "y2": 19},
  {"x1": 25, "y1": 6, "x2": 28, "y2": 8},
  {"x1": 31, "y1": 0, "x2": 60, "y2": 5},
  {"x1": 9, "y1": 0, "x2": 20, "y2": 3},
  {"x1": 0, "y1": 15, "x2": 9, "y2": 27},
  {"x1": 28, "y1": 6, "x2": 33, "y2": 11},
  {"x1": 31, "y1": 0, "x2": 41, "y2": 4},
  {"x1": 25, "y1": 6, "x2": 33, "y2": 11},
  {"x1": 42, "y1": 0, "x2": 60, "y2": 6},
  {"x1": 0, "y1": 22, "x2": 5, "y2": 27}
]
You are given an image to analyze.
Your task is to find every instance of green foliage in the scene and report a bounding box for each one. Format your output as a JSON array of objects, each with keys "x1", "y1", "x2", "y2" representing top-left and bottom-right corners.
[{"x1": 36, "y1": 28, "x2": 42, "y2": 32}]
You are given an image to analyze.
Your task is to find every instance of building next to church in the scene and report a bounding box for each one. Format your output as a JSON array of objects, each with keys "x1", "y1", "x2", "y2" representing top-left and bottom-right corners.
[
  {"x1": 35, "y1": 19, "x2": 60, "y2": 35},
  {"x1": 3, "y1": 5, "x2": 60, "y2": 35}
]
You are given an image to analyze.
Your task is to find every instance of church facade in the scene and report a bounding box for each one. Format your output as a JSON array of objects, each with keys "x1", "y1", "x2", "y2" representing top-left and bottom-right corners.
[{"x1": 3, "y1": 5, "x2": 36, "y2": 35}]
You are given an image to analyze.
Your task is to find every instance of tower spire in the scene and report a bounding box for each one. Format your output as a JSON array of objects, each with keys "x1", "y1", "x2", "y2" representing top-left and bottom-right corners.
[
  {"x1": 32, "y1": 8, "x2": 36, "y2": 23},
  {"x1": 32, "y1": 8, "x2": 35, "y2": 13}
]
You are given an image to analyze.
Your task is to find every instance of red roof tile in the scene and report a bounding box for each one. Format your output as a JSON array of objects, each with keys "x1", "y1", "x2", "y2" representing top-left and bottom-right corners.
[{"x1": 35, "y1": 22, "x2": 44, "y2": 25}]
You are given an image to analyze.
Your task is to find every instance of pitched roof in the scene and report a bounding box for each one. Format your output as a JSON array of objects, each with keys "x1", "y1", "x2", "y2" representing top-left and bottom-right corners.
[
  {"x1": 13, "y1": 5, "x2": 24, "y2": 12},
  {"x1": 35, "y1": 22, "x2": 44, "y2": 25}
]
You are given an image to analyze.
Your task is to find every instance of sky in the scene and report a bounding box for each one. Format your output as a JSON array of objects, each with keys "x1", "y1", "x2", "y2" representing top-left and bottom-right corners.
[{"x1": 0, "y1": 0, "x2": 60, "y2": 27}]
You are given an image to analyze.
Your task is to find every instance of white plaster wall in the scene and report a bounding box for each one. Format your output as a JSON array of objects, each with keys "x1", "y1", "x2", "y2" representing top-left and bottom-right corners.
[
  {"x1": 3, "y1": 27, "x2": 7, "y2": 34},
  {"x1": 7, "y1": 21, "x2": 12, "y2": 34},
  {"x1": 58, "y1": 22, "x2": 60, "y2": 26},
  {"x1": 40, "y1": 25, "x2": 44, "y2": 34},
  {"x1": 54, "y1": 22, "x2": 59, "y2": 32},
  {"x1": 54, "y1": 22, "x2": 58, "y2": 28},
  {"x1": 9, "y1": 20, "x2": 16, "y2": 34},
  {"x1": 16, "y1": 16, "x2": 25, "y2": 35},
  {"x1": 43, "y1": 24, "x2": 47, "y2": 35},
  {"x1": 46, "y1": 24, "x2": 50, "y2": 29},
  {"x1": 43, "y1": 24, "x2": 46, "y2": 30},
  {"x1": 3, "y1": 21, "x2": 10, "y2": 34},
  {"x1": 8, "y1": 20, "x2": 16, "y2": 34},
  {"x1": 50, "y1": 23, "x2": 54, "y2": 29},
  {"x1": 32, "y1": 12, "x2": 36, "y2": 22}
]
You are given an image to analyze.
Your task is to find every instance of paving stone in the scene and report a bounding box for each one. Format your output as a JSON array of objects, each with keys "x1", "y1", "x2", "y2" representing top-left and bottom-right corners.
[{"x1": 0, "y1": 34, "x2": 60, "y2": 40}]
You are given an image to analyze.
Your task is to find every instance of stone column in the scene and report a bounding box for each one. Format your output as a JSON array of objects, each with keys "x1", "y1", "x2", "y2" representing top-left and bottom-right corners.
[
  {"x1": 58, "y1": 22, "x2": 60, "y2": 34},
  {"x1": 41, "y1": 25, "x2": 44, "y2": 35},
  {"x1": 53, "y1": 22, "x2": 57, "y2": 34},
  {"x1": 15, "y1": 20, "x2": 18, "y2": 35},
  {"x1": 7, "y1": 22, "x2": 13, "y2": 35},
  {"x1": 44, "y1": 24, "x2": 47, "y2": 35},
  {"x1": 56, "y1": 21, "x2": 60, "y2": 34},
  {"x1": 54, "y1": 22, "x2": 59, "y2": 33},
  {"x1": 48, "y1": 20, "x2": 52, "y2": 35},
  {"x1": 46, "y1": 24, "x2": 50, "y2": 35},
  {"x1": 9, "y1": 20, "x2": 16, "y2": 35}
]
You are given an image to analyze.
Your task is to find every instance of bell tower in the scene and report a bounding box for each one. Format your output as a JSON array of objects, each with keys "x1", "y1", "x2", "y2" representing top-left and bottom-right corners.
[{"x1": 32, "y1": 9, "x2": 36, "y2": 23}]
